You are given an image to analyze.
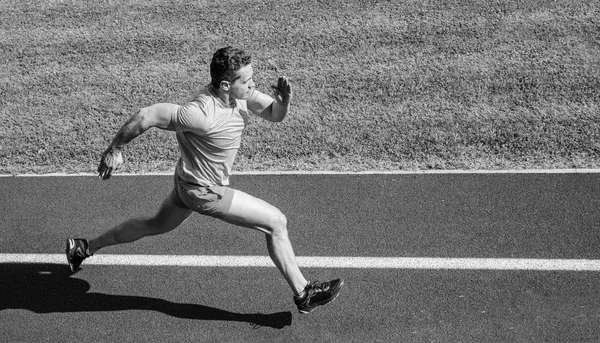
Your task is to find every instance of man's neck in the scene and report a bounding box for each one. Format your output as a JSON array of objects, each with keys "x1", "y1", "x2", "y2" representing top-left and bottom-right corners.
[{"x1": 210, "y1": 84, "x2": 235, "y2": 107}]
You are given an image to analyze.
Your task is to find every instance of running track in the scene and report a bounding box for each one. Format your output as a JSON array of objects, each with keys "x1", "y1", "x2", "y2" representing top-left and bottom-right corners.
[{"x1": 1, "y1": 172, "x2": 600, "y2": 342}]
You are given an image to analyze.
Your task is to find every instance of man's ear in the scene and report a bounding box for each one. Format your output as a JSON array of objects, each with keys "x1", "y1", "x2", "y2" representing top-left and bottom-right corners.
[{"x1": 220, "y1": 80, "x2": 230, "y2": 91}]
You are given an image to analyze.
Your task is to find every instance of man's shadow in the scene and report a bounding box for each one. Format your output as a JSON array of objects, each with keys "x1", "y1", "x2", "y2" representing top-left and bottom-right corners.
[{"x1": 0, "y1": 263, "x2": 292, "y2": 329}]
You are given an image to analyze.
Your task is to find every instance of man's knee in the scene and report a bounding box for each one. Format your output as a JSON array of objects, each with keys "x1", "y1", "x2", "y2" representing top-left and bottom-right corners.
[
  {"x1": 146, "y1": 196, "x2": 191, "y2": 235},
  {"x1": 146, "y1": 212, "x2": 187, "y2": 235},
  {"x1": 143, "y1": 216, "x2": 170, "y2": 235},
  {"x1": 268, "y1": 210, "x2": 288, "y2": 236}
]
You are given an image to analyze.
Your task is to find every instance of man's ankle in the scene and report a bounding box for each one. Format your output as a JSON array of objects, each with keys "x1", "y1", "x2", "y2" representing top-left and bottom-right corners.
[{"x1": 294, "y1": 281, "x2": 310, "y2": 299}]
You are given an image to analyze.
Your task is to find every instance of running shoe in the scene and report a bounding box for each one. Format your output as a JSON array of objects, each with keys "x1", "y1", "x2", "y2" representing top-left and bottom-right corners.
[
  {"x1": 294, "y1": 279, "x2": 344, "y2": 314},
  {"x1": 65, "y1": 238, "x2": 91, "y2": 271}
]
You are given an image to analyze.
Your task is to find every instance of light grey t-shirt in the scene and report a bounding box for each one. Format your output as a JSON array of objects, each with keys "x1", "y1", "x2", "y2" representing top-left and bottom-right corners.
[{"x1": 171, "y1": 85, "x2": 259, "y2": 186}]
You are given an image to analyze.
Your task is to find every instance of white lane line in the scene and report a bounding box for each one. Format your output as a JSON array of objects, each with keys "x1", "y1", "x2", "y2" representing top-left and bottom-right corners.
[
  {"x1": 2, "y1": 254, "x2": 600, "y2": 271},
  {"x1": 1, "y1": 169, "x2": 600, "y2": 177}
]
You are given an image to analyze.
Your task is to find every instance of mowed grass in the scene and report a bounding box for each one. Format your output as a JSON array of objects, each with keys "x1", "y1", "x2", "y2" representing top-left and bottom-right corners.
[{"x1": 0, "y1": 0, "x2": 599, "y2": 174}]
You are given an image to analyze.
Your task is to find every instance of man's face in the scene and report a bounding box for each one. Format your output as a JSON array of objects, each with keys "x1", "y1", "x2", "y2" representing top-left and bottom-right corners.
[{"x1": 227, "y1": 64, "x2": 255, "y2": 100}]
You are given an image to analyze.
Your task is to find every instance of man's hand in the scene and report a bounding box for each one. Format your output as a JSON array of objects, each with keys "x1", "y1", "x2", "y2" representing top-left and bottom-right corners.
[
  {"x1": 271, "y1": 76, "x2": 292, "y2": 105},
  {"x1": 97, "y1": 149, "x2": 123, "y2": 180}
]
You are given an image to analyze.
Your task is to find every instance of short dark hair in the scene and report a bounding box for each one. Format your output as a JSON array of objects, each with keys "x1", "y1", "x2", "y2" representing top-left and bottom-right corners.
[{"x1": 210, "y1": 47, "x2": 252, "y2": 88}]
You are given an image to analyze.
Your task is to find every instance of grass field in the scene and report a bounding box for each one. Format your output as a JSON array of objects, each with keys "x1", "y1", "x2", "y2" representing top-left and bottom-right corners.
[{"x1": 1, "y1": 0, "x2": 599, "y2": 174}]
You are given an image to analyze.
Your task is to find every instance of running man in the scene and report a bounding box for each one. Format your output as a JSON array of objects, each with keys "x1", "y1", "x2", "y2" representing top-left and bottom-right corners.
[{"x1": 66, "y1": 47, "x2": 343, "y2": 314}]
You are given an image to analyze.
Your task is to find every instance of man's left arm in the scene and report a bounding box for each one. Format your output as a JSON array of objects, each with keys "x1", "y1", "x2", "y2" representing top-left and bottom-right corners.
[{"x1": 248, "y1": 76, "x2": 292, "y2": 122}]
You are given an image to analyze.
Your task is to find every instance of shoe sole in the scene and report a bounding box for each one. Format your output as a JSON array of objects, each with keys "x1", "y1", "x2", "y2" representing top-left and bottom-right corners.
[{"x1": 298, "y1": 280, "x2": 345, "y2": 314}]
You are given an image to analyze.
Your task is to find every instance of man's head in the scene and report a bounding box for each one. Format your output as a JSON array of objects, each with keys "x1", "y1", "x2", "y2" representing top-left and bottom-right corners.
[{"x1": 210, "y1": 47, "x2": 254, "y2": 99}]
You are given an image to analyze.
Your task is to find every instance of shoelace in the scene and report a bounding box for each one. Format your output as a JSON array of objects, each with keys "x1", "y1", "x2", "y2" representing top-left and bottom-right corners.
[
  {"x1": 74, "y1": 241, "x2": 92, "y2": 258},
  {"x1": 306, "y1": 280, "x2": 329, "y2": 297},
  {"x1": 75, "y1": 246, "x2": 87, "y2": 258},
  {"x1": 295, "y1": 280, "x2": 330, "y2": 304}
]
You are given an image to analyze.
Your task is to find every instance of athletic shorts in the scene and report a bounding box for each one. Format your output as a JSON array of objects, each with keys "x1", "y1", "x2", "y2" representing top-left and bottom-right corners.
[{"x1": 170, "y1": 174, "x2": 234, "y2": 219}]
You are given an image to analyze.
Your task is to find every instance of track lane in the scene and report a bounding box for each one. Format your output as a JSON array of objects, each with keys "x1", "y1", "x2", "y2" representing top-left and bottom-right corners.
[
  {"x1": 2, "y1": 263, "x2": 600, "y2": 342},
  {"x1": 1, "y1": 174, "x2": 599, "y2": 258}
]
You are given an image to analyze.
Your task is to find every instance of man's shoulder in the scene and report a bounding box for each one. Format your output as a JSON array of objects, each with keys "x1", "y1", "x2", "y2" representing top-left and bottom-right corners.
[
  {"x1": 190, "y1": 85, "x2": 216, "y2": 109},
  {"x1": 171, "y1": 86, "x2": 216, "y2": 131}
]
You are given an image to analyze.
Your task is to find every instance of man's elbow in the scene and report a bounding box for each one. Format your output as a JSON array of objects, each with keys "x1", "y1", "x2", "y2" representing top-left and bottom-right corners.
[{"x1": 137, "y1": 107, "x2": 156, "y2": 130}]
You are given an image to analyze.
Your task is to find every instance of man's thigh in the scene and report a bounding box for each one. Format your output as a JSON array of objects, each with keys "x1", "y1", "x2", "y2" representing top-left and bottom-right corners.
[
  {"x1": 221, "y1": 189, "x2": 285, "y2": 233},
  {"x1": 155, "y1": 192, "x2": 194, "y2": 231}
]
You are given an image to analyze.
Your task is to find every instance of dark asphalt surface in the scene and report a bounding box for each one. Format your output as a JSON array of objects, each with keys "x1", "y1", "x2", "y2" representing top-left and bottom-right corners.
[{"x1": 1, "y1": 173, "x2": 600, "y2": 342}]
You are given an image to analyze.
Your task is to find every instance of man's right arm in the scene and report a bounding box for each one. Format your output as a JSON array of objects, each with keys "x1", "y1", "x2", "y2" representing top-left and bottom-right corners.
[
  {"x1": 98, "y1": 103, "x2": 178, "y2": 180},
  {"x1": 109, "y1": 103, "x2": 178, "y2": 149}
]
